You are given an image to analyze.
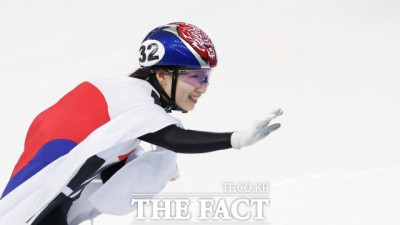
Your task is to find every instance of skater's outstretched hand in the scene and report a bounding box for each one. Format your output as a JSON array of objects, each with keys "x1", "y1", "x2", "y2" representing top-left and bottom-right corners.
[{"x1": 231, "y1": 108, "x2": 283, "y2": 149}]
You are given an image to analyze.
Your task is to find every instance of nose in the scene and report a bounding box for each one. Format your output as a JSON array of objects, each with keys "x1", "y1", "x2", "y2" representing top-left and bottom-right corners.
[{"x1": 196, "y1": 84, "x2": 208, "y2": 94}]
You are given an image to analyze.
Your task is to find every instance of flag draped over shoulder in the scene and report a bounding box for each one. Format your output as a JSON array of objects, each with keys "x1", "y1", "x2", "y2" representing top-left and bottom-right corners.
[{"x1": 0, "y1": 76, "x2": 181, "y2": 225}]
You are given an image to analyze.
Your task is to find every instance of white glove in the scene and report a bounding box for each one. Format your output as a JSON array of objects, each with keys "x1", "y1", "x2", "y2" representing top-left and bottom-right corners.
[{"x1": 231, "y1": 108, "x2": 283, "y2": 149}]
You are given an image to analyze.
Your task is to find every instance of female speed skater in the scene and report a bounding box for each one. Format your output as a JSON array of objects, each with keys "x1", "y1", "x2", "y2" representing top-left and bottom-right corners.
[{"x1": 0, "y1": 22, "x2": 283, "y2": 225}]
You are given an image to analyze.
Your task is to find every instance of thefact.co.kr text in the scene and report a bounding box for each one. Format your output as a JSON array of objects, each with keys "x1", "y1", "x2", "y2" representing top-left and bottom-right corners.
[{"x1": 130, "y1": 182, "x2": 271, "y2": 223}]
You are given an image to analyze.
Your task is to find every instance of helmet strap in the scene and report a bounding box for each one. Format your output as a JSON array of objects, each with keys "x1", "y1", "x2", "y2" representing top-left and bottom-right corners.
[
  {"x1": 171, "y1": 68, "x2": 178, "y2": 103},
  {"x1": 148, "y1": 68, "x2": 184, "y2": 112},
  {"x1": 170, "y1": 69, "x2": 187, "y2": 113}
]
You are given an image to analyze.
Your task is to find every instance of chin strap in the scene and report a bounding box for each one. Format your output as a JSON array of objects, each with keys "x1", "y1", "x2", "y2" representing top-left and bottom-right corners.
[
  {"x1": 171, "y1": 68, "x2": 178, "y2": 104},
  {"x1": 148, "y1": 68, "x2": 186, "y2": 113}
]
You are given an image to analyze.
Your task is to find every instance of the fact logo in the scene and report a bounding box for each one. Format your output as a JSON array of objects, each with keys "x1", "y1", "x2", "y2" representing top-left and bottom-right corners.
[{"x1": 130, "y1": 182, "x2": 270, "y2": 224}]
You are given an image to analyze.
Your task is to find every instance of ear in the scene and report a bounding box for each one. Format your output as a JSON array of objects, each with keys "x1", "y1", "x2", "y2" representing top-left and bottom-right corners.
[{"x1": 155, "y1": 69, "x2": 167, "y2": 86}]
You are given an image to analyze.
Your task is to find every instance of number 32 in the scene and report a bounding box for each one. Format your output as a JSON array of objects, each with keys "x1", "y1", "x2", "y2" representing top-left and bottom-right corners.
[{"x1": 139, "y1": 43, "x2": 159, "y2": 63}]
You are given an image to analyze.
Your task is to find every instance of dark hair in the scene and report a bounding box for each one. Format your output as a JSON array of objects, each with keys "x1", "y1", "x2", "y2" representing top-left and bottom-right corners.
[{"x1": 129, "y1": 68, "x2": 152, "y2": 80}]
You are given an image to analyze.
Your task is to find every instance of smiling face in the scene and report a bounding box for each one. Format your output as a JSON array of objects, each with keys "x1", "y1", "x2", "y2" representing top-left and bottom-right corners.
[{"x1": 155, "y1": 69, "x2": 208, "y2": 111}]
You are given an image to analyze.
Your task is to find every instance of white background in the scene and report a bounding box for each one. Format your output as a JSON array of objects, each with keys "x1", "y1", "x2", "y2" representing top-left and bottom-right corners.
[{"x1": 1, "y1": 0, "x2": 399, "y2": 224}]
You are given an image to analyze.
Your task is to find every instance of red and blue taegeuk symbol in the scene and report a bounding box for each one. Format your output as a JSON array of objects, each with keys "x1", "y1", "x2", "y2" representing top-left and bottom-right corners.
[{"x1": 1, "y1": 82, "x2": 111, "y2": 198}]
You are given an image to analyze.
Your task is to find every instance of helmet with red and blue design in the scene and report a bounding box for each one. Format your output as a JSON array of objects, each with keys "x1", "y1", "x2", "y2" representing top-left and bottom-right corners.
[{"x1": 138, "y1": 22, "x2": 217, "y2": 69}]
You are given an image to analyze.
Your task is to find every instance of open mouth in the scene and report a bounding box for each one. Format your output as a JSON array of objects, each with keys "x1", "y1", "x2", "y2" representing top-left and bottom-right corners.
[{"x1": 189, "y1": 95, "x2": 198, "y2": 103}]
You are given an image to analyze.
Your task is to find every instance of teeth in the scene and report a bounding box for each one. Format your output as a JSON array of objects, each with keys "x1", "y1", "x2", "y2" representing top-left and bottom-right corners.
[{"x1": 189, "y1": 96, "x2": 198, "y2": 100}]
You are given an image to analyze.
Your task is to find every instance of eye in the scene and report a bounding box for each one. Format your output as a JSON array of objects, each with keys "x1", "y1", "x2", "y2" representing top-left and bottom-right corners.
[{"x1": 190, "y1": 75, "x2": 199, "y2": 78}]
